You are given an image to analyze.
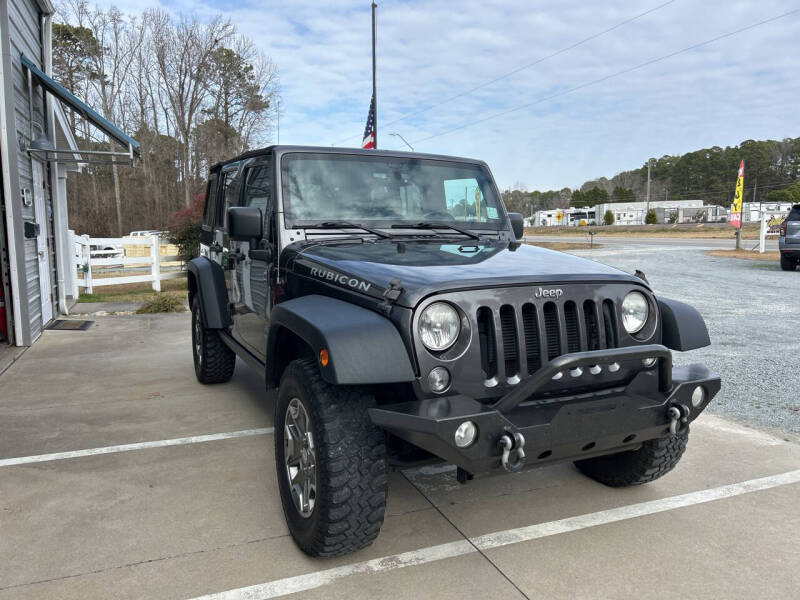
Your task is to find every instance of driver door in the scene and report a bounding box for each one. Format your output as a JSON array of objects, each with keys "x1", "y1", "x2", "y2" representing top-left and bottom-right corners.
[{"x1": 232, "y1": 157, "x2": 273, "y2": 358}]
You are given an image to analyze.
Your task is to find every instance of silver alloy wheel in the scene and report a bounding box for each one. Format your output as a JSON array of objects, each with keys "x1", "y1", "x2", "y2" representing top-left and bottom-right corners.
[
  {"x1": 193, "y1": 310, "x2": 203, "y2": 367},
  {"x1": 284, "y1": 397, "x2": 317, "y2": 518}
]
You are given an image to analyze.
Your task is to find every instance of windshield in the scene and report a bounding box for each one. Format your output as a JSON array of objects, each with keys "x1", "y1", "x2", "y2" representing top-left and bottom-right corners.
[{"x1": 281, "y1": 153, "x2": 505, "y2": 230}]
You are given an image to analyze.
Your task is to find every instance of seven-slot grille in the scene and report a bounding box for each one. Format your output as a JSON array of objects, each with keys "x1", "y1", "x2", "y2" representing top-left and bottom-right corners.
[{"x1": 477, "y1": 298, "x2": 619, "y2": 382}]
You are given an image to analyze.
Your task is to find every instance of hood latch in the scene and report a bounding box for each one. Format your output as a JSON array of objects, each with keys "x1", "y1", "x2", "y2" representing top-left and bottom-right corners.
[{"x1": 381, "y1": 279, "x2": 403, "y2": 315}]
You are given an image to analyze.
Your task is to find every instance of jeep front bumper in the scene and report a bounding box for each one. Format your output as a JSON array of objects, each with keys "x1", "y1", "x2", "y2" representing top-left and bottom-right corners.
[{"x1": 369, "y1": 345, "x2": 721, "y2": 474}]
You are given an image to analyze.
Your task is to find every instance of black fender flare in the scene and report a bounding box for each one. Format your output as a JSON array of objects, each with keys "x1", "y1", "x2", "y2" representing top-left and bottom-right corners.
[
  {"x1": 657, "y1": 297, "x2": 710, "y2": 351},
  {"x1": 267, "y1": 295, "x2": 415, "y2": 386},
  {"x1": 187, "y1": 257, "x2": 232, "y2": 329}
]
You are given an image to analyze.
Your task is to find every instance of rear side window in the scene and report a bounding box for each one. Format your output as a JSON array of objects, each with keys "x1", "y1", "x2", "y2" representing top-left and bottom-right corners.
[{"x1": 202, "y1": 174, "x2": 218, "y2": 227}]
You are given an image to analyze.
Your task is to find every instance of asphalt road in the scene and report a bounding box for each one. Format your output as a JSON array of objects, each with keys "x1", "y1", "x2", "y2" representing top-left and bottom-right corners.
[
  {"x1": 525, "y1": 234, "x2": 779, "y2": 250},
  {"x1": 558, "y1": 240, "x2": 799, "y2": 434}
]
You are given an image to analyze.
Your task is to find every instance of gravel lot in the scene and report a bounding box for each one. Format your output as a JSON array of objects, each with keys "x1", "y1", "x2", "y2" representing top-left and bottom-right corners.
[{"x1": 566, "y1": 243, "x2": 800, "y2": 435}]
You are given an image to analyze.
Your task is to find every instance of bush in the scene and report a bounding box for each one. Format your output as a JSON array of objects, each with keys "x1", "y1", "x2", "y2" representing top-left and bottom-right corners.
[
  {"x1": 168, "y1": 192, "x2": 204, "y2": 263},
  {"x1": 136, "y1": 292, "x2": 186, "y2": 314},
  {"x1": 645, "y1": 209, "x2": 658, "y2": 224},
  {"x1": 603, "y1": 210, "x2": 615, "y2": 226}
]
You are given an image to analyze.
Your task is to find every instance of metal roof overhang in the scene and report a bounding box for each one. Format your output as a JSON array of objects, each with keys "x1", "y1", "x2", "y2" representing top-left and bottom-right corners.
[{"x1": 21, "y1": 54, "x2": 140, "y2": 157}]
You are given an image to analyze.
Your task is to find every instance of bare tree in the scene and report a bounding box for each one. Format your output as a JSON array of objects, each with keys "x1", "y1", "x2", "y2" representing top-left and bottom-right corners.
[
  {"x1": 53, "y1": 0, "x2": 279, "y2": 235},
  {"x1": 148, "y1": 10, "x2": 234, "y2": 207}
]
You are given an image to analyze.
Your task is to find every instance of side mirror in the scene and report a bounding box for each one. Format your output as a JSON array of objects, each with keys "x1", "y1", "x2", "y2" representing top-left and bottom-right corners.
[
  {"x1": 508, "y1": 212, "x2": 524, "y2": 240},
  {"x1": 228, "y1": 206, "x2": 263, "y2": 241}
]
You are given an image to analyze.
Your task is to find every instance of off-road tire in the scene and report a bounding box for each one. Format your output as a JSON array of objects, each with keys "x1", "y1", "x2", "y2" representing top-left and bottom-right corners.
[
  {"x1": 780, "y1": 255, "x2": 797, "y2": 271},
  {"x1": 191, "y1": 298, "x2": 235, "y2": 384},
  {"x1": 275, "y1": 358, "x2": 387, "y2": 557},
  {"x1": 574, "y1": 428, "x2": 689, "y2": 487}
]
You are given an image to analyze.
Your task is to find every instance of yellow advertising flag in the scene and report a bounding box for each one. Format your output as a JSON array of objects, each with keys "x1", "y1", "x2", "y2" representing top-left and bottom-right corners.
[{"x1": 730, "y1": 160, "x2": 744, "y2": 228}]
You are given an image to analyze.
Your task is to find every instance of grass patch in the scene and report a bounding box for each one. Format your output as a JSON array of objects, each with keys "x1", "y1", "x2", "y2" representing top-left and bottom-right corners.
[
  {"x1": 135, "y1": 292, "x2": 186, "y2": 314},
  {"x1": 526, "y1": 241, "x2": 603, "y2": 251},
  {"x1": 77, "y1": 277, "x2": 187, "y2": 303},
  {"x1": 525, "y1": 223, "x2": 760, "y2": 239},
  {"x1": 705, "y1": 249, "x2": 780, "y2": 261}
]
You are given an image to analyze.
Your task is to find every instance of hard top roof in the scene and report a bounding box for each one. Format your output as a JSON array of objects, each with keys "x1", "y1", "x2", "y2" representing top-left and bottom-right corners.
[{"x1": 209, "y1": 145, "x2": 489, "y2": 172}]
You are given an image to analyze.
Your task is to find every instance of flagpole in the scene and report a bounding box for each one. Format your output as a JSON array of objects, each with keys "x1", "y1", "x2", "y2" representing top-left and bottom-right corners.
[{"x1": 372, "y1": 2, "x2": 377, "y2": 149}]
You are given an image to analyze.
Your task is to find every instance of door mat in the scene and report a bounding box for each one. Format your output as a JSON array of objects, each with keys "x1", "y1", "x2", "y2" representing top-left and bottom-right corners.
[{"x1": 46, "y1": 320, "x2": 94, "y2": 331}]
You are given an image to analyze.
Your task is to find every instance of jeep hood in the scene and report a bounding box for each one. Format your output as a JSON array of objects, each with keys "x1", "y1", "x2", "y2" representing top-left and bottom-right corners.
[{"x1": 289, "y1": 239, "x2": 644, "y2": 307}]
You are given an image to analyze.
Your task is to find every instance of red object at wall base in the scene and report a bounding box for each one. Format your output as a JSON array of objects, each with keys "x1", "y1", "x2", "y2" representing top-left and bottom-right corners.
[{"x1": 0, "y1": 284, "x2": 8, "y2": 342}]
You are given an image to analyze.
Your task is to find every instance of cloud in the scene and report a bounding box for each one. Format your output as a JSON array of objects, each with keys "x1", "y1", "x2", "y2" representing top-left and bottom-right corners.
[{"x1": 82, "y1": 0, "x2": 800, "y2": 190}]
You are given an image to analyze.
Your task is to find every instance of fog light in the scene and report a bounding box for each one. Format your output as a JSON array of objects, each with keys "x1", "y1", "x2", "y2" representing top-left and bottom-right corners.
[
  {"x1": 428, "y1": 367, "x2": 451, "y2": 392},
  {"x1": 642, "y1": 357, "x2": 657, "y2": 368},
  {"x1": 454, "y1": 421, "x2": 477, "y2": 448},
  {"x1": 691, "y1": 386, "x2": 705, "y2": 407}
]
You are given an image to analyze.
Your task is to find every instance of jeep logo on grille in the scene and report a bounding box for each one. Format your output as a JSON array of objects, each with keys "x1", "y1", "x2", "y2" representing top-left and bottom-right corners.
[{"x1": 534, "y1": 287, "x2": 563, "y2": 299}]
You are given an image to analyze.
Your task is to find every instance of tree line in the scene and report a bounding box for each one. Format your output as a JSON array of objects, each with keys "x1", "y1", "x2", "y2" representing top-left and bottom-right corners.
[
  {"x1": 503, "y1": 136, "x2": 800, "y2": 215},
  {"x1": 53, "y1": 0, "x2": 279, "y2": 236}
]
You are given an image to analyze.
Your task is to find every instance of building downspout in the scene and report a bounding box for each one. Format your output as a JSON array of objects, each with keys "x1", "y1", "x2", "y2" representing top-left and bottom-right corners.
[
  {"x1": 42, "y1": 12, "x2": 68, "y2": 314},
  {"x1": 0, "y1": 5, "x2": 26, "y2": 345}
]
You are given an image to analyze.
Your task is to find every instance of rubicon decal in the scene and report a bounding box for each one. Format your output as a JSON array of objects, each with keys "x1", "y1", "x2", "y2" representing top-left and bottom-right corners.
[{"x1": 309, "y1": 267, "x2": 372, "y2": 292}]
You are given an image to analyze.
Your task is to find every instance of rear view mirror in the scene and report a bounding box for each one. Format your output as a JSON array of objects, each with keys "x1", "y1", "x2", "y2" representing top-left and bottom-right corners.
[
  {"x1": 507, "y1": 212, "x2": 524, "y2": 240},
  {"x1": 228, "y1": 206, "x2": 263, "y2": 241}
]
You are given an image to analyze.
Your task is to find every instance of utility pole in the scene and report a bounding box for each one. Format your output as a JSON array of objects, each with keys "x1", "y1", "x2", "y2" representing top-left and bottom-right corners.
[
  {"x1": 645, "y1": 159, "x2": 652, "y2": 224},
  {"x1": 371, "y1": 2, "x2": 378, "y2": 149}
]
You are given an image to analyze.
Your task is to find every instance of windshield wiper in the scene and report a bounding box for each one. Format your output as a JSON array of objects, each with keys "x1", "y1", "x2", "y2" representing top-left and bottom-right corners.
[
  {"x1": 391, "y1": 222, "x2": 481, "y2": 240},
  {"x1": 315, "y1": 221, "x2": 391, "y2": 239}
]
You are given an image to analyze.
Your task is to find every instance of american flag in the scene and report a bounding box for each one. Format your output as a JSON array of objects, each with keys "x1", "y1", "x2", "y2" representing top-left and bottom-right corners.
[{"x1": 362, "y1": 94, "x2": 375, "y2": 149}]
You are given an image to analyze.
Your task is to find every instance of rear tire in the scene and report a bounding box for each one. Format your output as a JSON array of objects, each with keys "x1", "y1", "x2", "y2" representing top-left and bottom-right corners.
[
  {"x1": 191, "y1": 298, "x2": 235, "y2": 384},
  {"x1": 574, "y1": 428, "x2": 689, "y2": 487},
  {"x1": 780, "y1": 255, "x2": 797, "y2": 271},
  {"x1": 275, "y1": 358, "x2": 387, "y2": 557}
]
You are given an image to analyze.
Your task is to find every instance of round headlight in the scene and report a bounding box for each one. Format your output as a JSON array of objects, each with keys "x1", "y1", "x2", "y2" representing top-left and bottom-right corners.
[
  {"x1": 621, "y1": 291, "x2": 649, "y2": 334},
  {"x1": 419, "y1": 302, "x2": 461, "y2": 351}
]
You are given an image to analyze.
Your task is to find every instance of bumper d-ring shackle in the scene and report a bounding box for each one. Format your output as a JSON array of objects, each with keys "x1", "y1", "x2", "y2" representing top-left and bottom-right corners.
[
  {"x1": 498, "y1": 431, "x2": 526, "y2": 472},
  {"x1": 667, "y1": 404, "x2": 690, "y2": 436}
]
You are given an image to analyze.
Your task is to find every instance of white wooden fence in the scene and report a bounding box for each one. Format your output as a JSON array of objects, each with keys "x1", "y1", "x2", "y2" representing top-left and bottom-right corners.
[{"x1": 71, "y1": 233, "x2": 184, "y2": 296}]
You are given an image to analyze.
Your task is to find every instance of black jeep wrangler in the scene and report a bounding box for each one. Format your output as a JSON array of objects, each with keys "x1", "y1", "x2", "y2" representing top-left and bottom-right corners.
[{"x1": 188, "y1": 146, "x2": 720, "y2": 557}]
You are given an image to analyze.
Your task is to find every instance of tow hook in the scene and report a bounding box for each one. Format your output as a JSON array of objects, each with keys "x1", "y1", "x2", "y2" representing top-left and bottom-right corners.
[
  {"x1": 498, "y1": 431, "x2": 526, "y2": 472},
  {"x1": 667, "y1": 404, "x2": 690, "y2": 436}
]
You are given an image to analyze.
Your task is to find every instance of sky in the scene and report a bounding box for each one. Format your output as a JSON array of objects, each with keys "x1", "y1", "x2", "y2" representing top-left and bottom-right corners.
[{"x1": 88, "y1": 0, "x2": 800, "y2": 191}]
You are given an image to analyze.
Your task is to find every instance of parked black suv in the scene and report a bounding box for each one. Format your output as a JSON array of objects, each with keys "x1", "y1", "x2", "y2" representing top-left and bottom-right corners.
[
  {"x1": 779, "y1": 204, "x2": 800, "y2": 271},
  {"x1": 188, "y1": 146, "x2": 720, "y2": 557}
]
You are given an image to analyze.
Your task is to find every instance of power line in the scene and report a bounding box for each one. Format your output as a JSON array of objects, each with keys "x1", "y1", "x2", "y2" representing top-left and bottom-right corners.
[
  {"x1": 411, "y1": 8, "x2": 800, "y2": 146},
  {"x1": 333, "y1": 0, "x2": 677, "y2": 145}
]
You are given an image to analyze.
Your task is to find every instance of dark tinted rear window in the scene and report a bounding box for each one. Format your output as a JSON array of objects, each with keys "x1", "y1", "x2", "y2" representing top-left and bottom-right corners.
[{"x1": 788, "y1": 206, "x2": 800, "y2": 221}]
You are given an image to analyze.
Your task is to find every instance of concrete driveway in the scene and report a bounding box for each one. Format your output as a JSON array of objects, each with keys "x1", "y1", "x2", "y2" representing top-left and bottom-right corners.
[{"x1": 1, "y1": 313, "x2": 798, "y2": 600}]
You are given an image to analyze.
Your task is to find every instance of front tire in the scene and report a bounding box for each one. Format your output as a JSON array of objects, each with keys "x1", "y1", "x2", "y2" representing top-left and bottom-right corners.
[
  {"x1": 574, "y1": 428, "x2": 689, "y2": 487},
  {"x1": 191, "y1": 298, "x2": 235, "y2": 384},
  {"x1": 275, "y1": 358, "x2": 387, "y2": 557},
  {"x1": 780, "y1": 255, "x2": 797, "y2": 271}
]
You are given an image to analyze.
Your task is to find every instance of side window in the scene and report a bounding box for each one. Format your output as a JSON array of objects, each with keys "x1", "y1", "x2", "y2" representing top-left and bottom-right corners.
[
  {"x1": 216, "y1": 169, "x2": 239, "y2": 231},
  {"x1": 243, "y1": 163, "x2": 271, "y2": 224},
  {"x1": 202, "y1": 174, "x2": 218, "y2": 227}
]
